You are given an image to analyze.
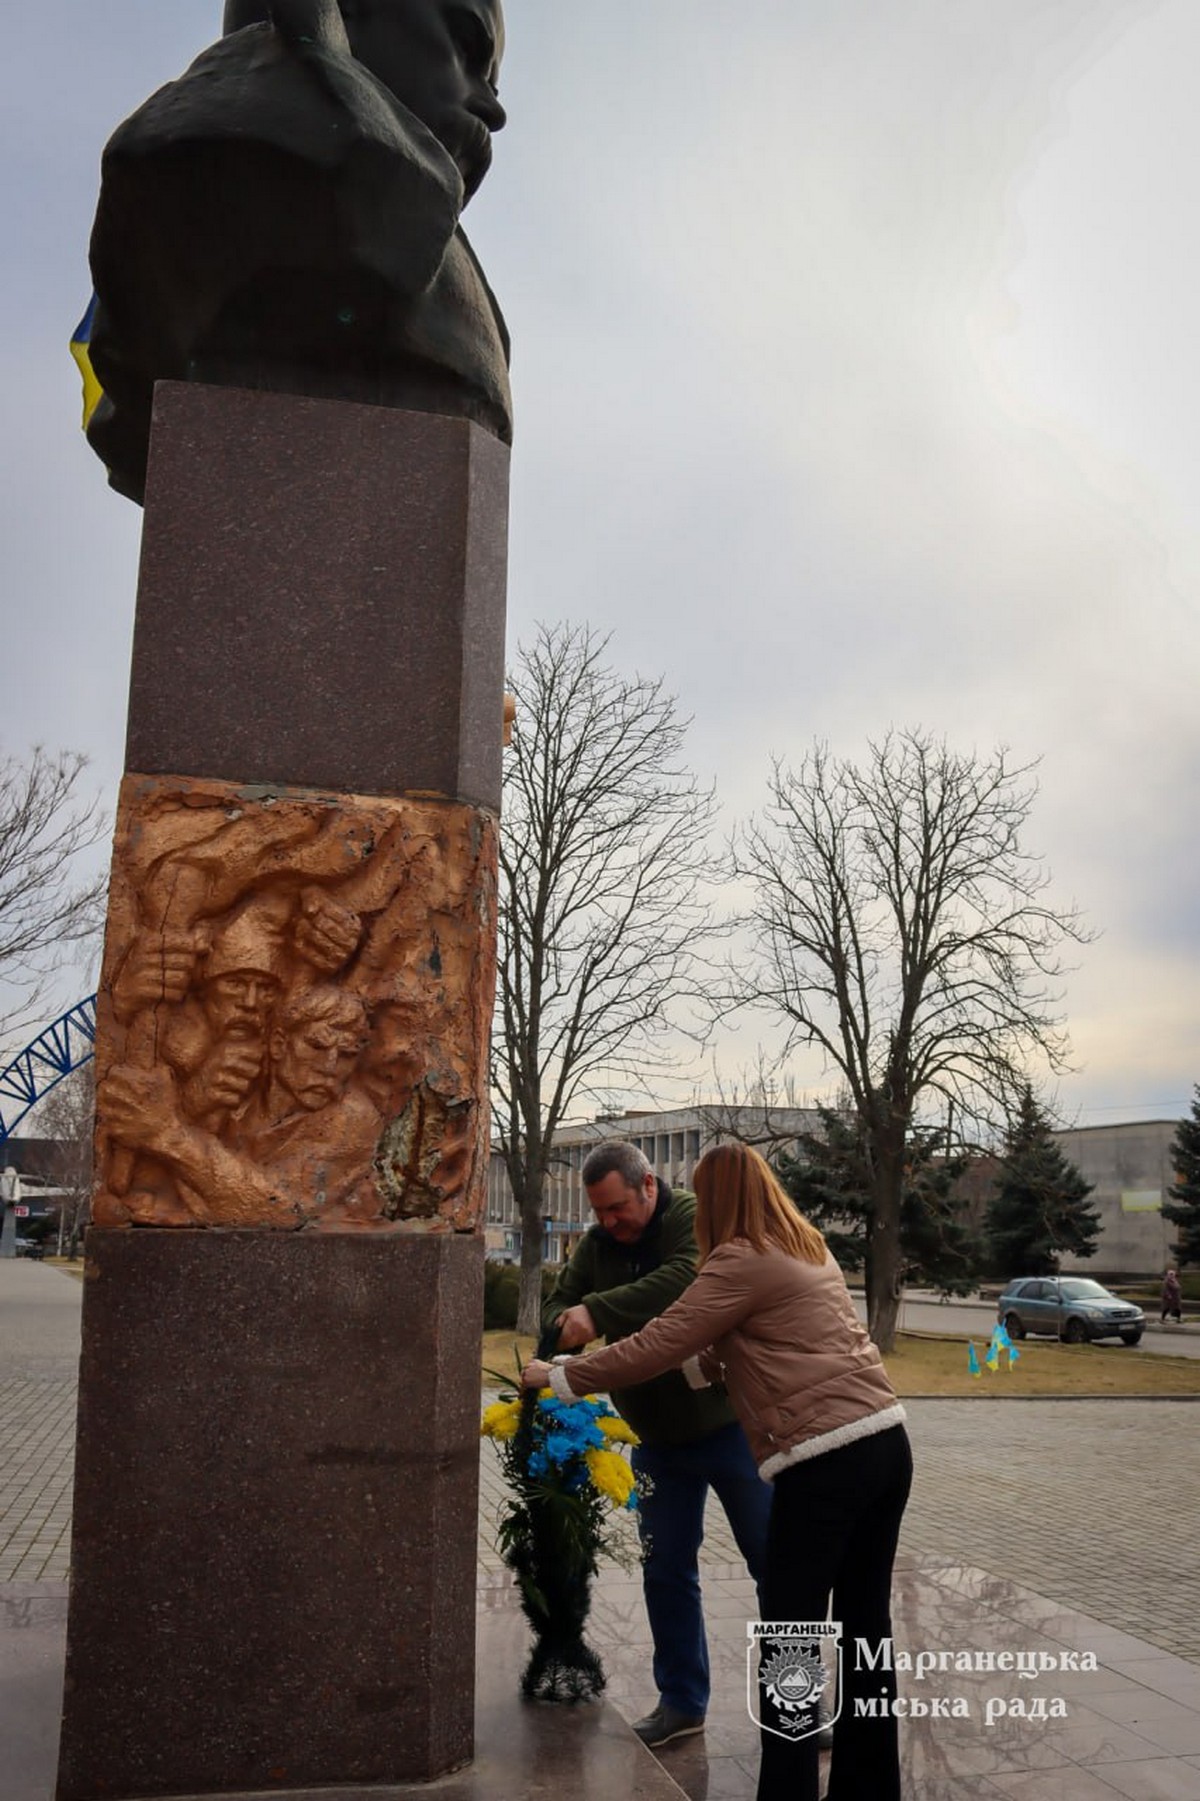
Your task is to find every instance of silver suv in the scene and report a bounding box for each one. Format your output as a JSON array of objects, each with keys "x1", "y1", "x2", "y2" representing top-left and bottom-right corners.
[{"x1": 997, "y1": 1277, "x2": 1144, "y2": 1346}]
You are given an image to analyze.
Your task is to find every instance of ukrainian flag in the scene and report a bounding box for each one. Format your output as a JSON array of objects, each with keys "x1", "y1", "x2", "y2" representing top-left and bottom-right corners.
[{"x1": 69, "y1": 295, "x2": 104, "y2": 428}]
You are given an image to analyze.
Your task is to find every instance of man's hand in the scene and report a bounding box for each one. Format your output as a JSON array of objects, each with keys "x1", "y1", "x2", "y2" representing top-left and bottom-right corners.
[
  {"x1": 180, "y1": 1038, "x2": 263, "y2": 1119},
  {"x1": 293, "y1": 885, "x2": 362, "y2": 973},
  {"x1": 104, "y1": 1064, "x2": 182, "y2": 1157},
  {"x1": 522, "y1": 1359, "x2": 552, "y2": 1390},
  {"x1": 554, "y1": 1304, "x2": 598, "y2": 1349},
  {"x1": 113, "y1": 928, "x2": 210, "y2": 1018}
]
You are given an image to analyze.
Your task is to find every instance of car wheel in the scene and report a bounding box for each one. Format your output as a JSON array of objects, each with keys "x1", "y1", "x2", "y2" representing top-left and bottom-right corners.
[
  {"x1": 1120, "y1": 1330, "x2": 1143, "y2": 1346},
  {"x1": 1063, "y1": 1318, "x2": 1088, "y2": 1345},
  {"x1": 1003, "y1": 1313, "x2": 1026, "y2": 1340}
]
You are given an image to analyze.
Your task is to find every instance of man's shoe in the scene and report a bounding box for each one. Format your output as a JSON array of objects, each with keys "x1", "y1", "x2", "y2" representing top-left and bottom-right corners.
[{"x1": 632, "y1": 1703, "x2": 706, "y2": 1747}]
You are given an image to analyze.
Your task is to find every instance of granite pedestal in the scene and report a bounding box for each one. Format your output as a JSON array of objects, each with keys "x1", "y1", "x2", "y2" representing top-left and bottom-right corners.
[
  {"x1": 19, "y1": 1582, "x2": 690, "y2": 1801},
  {"x1": 58, "y1": 384, "x2": 509, "y2": 1795},
  {"x1": 56, "y1": 1232, "x2": 482, "y2": 1800}
]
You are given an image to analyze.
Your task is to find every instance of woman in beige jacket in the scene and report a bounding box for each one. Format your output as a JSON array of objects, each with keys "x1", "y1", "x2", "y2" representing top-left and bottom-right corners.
[{"x1": 524, "y1": 1141, "x2": 912, "y2": 1801}]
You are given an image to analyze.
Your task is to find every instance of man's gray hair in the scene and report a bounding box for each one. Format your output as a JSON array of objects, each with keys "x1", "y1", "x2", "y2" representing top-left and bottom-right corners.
[{"x1": 582, "y1": 1139, "x2": 652, "y2": 1190}]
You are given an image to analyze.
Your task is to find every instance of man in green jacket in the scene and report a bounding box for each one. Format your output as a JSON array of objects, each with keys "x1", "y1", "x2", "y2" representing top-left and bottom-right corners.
[{"x1": 543, "y1": 1139, "x2": 771, "y2": 1748}]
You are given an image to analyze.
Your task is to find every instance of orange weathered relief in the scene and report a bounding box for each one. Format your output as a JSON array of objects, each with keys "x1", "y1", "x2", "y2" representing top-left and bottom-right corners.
[{"x1": 92, "y1": 776, "x2": 497, "y2": 1232}]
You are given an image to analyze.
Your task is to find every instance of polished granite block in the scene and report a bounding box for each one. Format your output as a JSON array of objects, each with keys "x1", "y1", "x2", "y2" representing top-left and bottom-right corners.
[
  {"x1": 126, "y1": 385, "x2": 509, "y2": 811},
  {"x1": 10, "y1": 1556, "x2": 1200, "y2": 1801},
  {"x1": 589, "y1": 1556, "x2": 1200, "y2": 1801},
  {"x1": 56, "y1": 1232, "x2": 483, "y2": 1799},
  {"x1": 11, "y1": 1588, "x2": 686, "y2": 1801},
  {"x1": 161, "y1": 1608, "x2": 689, "y2": 1801}
]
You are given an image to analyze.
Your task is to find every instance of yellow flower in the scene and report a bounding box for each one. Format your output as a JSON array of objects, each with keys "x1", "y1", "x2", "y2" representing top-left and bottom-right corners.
[
  {"x1": 585, "y1": 1447, "x2": 636, "y2": 1507},
  {"x1": 480, "y1": 1399, "x2": 522, "y2": 1440},
  {"x1": 597, "y1": 1415, "x2": 639, "y2": 1446}
]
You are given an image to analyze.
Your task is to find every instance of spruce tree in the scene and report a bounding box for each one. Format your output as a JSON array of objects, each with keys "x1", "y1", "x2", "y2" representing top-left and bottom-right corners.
[
  {"x1": 778, "y1": 1105, "x2": 980, "y2": 1297},
  {"x1": 778, "y1": 1107, "x2": 871, "y2": 1275},
  {"x1": 985, "y1": 1088, "x2": 1100, "y2": 1276},
  {"x1": 1163, "y1": 1086, "x2": 1200, "y2": 1266}
]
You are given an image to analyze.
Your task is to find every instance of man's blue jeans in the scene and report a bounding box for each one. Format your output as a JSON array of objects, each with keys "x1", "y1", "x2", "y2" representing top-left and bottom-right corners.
[{"x1": 631, "y1": 1420, "x2": 772, "y2": 1718}]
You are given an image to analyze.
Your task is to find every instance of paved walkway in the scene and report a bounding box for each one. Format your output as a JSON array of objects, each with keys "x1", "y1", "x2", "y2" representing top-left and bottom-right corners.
[
  {"x1": 484, "y1": 1394, "x2": 1200, "y2": 1800},
  {"x1": 5, "y1": 1261, "x2": 1200, "y2": 1800},
  {"x1": 0, "y1": 1260, "x2": 81, "y2": 1584}
]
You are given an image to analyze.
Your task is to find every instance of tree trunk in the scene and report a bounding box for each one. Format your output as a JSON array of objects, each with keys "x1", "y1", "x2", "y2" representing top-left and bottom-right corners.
[
  {"x1": 865, "y1": 1155, "x2": 905, "y2": 1353},
  {"x1": 516, "y1": 1179, "x2": 545, "y2": 1337},
  {"x1": 68, "y1": 1195, "x2": 88, "y2": 1260}
]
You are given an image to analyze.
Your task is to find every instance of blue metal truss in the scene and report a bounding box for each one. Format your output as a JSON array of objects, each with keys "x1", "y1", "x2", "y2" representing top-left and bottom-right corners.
[{"x1": 0, "y1": 996, "x2": 97, "y2": 1147}]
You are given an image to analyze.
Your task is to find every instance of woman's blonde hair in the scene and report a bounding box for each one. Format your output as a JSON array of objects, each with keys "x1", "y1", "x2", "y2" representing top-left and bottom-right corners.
[{"x1": 693, "y1": 1141, "x2": 826, "y2": 1265}]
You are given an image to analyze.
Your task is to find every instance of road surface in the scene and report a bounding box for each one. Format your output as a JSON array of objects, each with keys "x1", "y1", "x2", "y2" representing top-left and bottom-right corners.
[{"x1": 853, "y1": 1291, "x2": 1200, "y2": 1360}]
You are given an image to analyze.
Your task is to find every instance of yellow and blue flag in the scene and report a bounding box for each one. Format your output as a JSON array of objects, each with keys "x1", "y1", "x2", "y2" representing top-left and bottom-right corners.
[
  {"x1": 967, "y1": 1342, "x2": 981, "y2": 1378},
  {"x1": 69, "y1": 295, "x2": 104, "y2": 428}
]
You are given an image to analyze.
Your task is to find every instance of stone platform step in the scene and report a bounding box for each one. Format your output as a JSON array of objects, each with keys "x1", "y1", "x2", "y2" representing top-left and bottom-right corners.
[{"x1": 4, "y1": 1586, "x2": 685, "y2": 1801}]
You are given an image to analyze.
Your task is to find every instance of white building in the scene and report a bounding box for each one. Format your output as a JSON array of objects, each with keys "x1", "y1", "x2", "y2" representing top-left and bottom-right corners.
[
  {"x1": 485, "y1": 1103, "x2": 821, "y2": 1263},
  {"x1": 1054, "y1": 1119, "x2": 1180, "y2": 1278},
  {"x1": 487, "y1": 1107, "x2": 1184, "y2": 1279}
]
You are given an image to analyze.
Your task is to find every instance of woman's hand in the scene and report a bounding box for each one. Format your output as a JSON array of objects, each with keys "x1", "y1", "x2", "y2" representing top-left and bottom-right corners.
[{"x1": 521, "y1": 1359, "x2": 553, "y2": 1390}]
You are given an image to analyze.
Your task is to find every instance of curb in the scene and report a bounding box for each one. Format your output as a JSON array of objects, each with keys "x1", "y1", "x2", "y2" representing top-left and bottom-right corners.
[{"x1": 901, "y1": 1392, "x2": 1200, "y2": 1402}]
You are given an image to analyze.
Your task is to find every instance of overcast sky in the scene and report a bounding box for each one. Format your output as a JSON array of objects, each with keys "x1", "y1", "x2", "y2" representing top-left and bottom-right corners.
[{"x1": 2, "y1": 1, "x2": 1197, "y2": 1131}]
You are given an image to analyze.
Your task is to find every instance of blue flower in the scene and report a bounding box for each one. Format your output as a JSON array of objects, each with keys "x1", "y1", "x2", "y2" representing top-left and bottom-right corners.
[{"x1": 543, "y1": 1431, "x2": 585, "y2": 1467}]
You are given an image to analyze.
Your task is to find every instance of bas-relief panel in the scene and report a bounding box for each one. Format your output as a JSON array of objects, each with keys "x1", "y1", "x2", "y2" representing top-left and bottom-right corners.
[{"x1": 92, "y1": 776, "x2": 497, "y2": 1233}]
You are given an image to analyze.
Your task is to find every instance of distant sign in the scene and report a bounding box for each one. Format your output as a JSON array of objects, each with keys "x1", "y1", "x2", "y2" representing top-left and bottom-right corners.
[
  {"x1": 14, "y1": 1204, "x2": 30, "y2": 1217},
  {"x1": 1120, "y1": 1190, "x2": 1162, "y2": 1213}
]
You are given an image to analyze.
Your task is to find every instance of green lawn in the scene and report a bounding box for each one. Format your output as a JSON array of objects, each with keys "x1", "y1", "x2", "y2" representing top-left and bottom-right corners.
[
  {"x1": 886, "y1": 1329, "x2": 1200, "y2": 1396},
  {"x1": 482, "y1": 1327, "x2": 1200, "y2": 1400},
  {"x1": 40, "y1": 1300, "x2": 1192, "y2": 1399}
]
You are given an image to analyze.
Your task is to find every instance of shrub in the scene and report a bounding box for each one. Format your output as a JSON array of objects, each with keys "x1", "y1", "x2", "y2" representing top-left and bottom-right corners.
[
  {"x1": 483, "y1": 1260, "x2": 521, "y2": 1329},
  {"x1": 482, "y1": 1260, "x2": 566, "y2": 1329}
]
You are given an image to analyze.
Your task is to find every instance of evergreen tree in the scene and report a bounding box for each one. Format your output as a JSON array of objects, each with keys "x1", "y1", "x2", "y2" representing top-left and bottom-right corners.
[
  {"x1": 985, "y1": 1088, "x2": 1100, "y2": 1276},
  {"x1": 1163, "y1": 1086, "x2": 1200, "y2": 1267},
  {"x1": 777, "y1": 1104, "x2": 981, "y2": 1298}
]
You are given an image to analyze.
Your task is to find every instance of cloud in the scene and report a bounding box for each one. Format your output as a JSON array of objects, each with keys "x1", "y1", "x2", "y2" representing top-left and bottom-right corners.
[{"x1": 1, "y1": 0, "x2": 1195, "y2": 1121}]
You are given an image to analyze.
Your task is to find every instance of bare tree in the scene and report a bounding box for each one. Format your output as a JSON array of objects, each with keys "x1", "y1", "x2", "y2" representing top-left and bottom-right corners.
[
  {"x1": 494, "y1": 624, "x2": 721, "y2": 1333},
  {"x1": 0, "y1": 747, "x2": 106, "y2": 1043},
  {"x1": 692, "y1": 1054, "x2": 821, "y2": 1158},
  {"x1": 31, "y1": 1062, "x2": 96, "y2": 1258},
  {"x1": 736, "y1": 730, "x2": 1089, "y2": 1350}
]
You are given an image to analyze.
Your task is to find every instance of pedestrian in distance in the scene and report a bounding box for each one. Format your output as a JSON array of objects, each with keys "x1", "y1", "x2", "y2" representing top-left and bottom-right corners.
[
  {"x1": 541, "y1": 1139, "x2": 772, "y2": 1749},
  {"x1": 525, "y1": 1140, "x2": 912, "y2": 1801},
  {"x1": 1162, "y1": 1267, "x2": 1183, "y2": 1323}
]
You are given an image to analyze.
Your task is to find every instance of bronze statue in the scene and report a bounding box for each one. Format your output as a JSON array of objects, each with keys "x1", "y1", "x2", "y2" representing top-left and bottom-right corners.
[{"x1": 86, "y1": 0, "x2": 511, "y2": 503}]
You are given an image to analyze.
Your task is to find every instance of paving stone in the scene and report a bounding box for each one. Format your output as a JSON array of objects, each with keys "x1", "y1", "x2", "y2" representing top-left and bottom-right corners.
[{"x1": 4, "y1": 1267, "x2": 1199, "y2": 1801}]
